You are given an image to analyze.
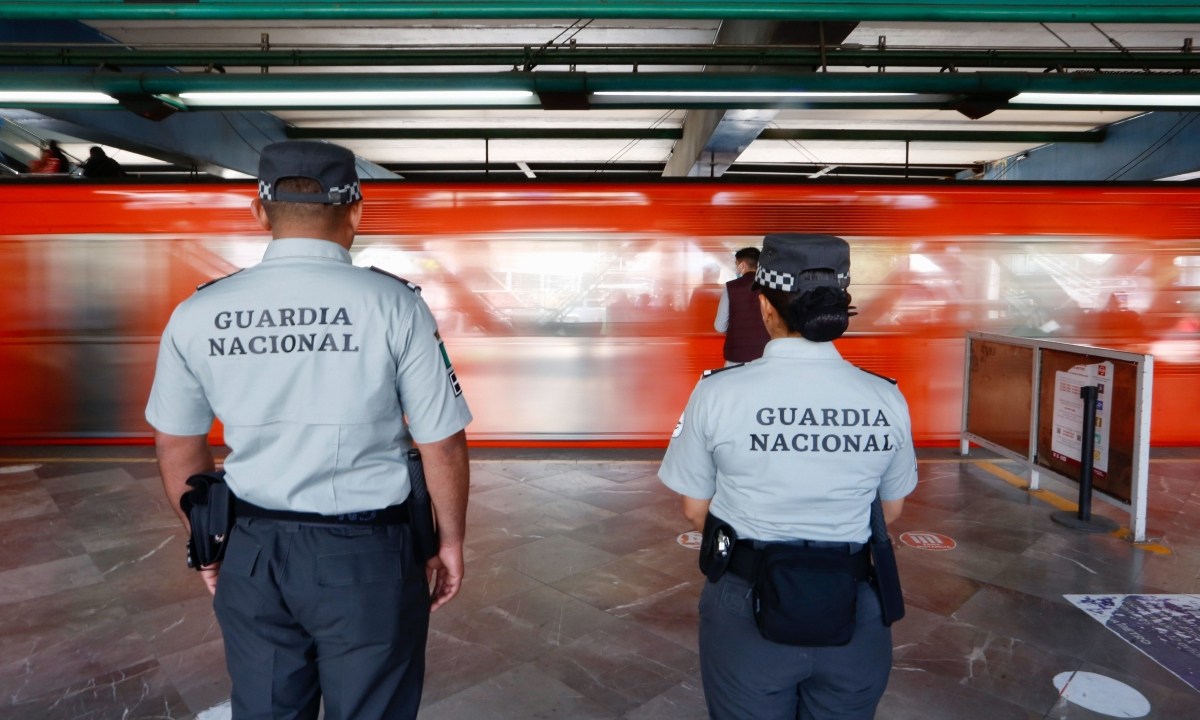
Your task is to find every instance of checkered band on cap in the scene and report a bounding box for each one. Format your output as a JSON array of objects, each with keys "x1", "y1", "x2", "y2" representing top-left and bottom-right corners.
[
  {"x1": 258, "y1": 179, "x2": 361, "y2": 205},
  {"x1": 755, "y1": 266, "x2": 796, "y2": 292},
  {"x1": 327, "y1": 182, "x2": 363, "y2": 206}
]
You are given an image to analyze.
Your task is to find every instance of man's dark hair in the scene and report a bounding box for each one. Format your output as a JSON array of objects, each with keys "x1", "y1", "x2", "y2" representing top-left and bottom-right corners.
[
  {"x1": 261, "y1": 177, "x2": 355, "y2": 228},
  {"x1": 735, "y1": 247, "x2": 760, "y2": 268},
  {"x1": 755, "y1": 269, "x2": 854, "y2": 342}
]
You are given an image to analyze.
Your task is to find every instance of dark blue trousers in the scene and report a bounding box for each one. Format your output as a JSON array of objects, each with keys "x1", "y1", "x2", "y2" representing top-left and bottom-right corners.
[
  {"x1": 214, "y1": 517, "x2": 430, "y2": 720},
  {"x1": 698, "y1": 573, "x2": 892, "y2": 720}
]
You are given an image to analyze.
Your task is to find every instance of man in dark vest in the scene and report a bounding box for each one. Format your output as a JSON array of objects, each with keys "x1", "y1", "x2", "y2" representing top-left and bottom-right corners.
[{"x1": 714, "y1": 246, "x2": 771, "y2": 366}]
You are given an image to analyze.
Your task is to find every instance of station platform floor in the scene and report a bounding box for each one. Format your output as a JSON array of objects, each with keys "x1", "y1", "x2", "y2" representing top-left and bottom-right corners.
[{"x1": 0, "y1": 445, "x2": 1197, "y2": 720}]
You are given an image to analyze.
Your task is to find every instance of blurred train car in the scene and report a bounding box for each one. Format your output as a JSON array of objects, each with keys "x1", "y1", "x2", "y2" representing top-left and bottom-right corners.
[{"x1": 1, "y1": 181, "x2": 1197, "y2": 446}]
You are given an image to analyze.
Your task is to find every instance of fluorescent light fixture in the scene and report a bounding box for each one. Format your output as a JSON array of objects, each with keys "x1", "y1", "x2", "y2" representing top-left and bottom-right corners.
[
  {"x1": 594, "y1": 91, "x2": 915, "y2": 99},
  {"x1": 1014, "y1": 92, "x2": 1200, "y2": 107},
  {"x1": 0, "y1": 91, "x2": 117, "y2": 104},
  {"x1": 177, "y1": 90, "x2": 535, "y2": 107}
]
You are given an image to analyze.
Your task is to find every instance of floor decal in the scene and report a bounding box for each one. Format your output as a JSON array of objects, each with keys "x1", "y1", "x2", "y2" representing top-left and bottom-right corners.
[
  {"x1": 1066, "y1": 594, "x2": 1200, "y2": 693},
  {"x1": 196, "y1": 701, "x2": 231, "y2": 720},
  {"x1": 898, "y1": 531, "x2": 956, "y2": 551},
  {"x1": 1052, "y1": 671, "x2": 1150, "y2": 717},
  {"x1": 676, "y1": 530, "x2": 702, "y2": 550}
]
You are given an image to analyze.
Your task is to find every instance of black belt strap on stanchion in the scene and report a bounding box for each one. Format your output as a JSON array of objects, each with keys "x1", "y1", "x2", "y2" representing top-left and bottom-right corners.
[{"x1": 1051, "y1": 384, "x2": 1119, "y2": 534}]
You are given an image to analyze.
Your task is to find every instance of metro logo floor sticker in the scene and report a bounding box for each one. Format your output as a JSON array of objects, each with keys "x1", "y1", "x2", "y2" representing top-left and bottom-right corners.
[{"x1": 1066, "y1": 594, "x2": 1200, "y2": 693}]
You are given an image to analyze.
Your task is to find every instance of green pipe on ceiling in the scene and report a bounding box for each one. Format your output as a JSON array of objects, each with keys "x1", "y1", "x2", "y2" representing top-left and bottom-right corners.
[
  {"x1": 3, "y1": 46, "x2": 1199, "y2": 72},
  {"x1": 286, "y1": 127, "x2": 687, "y2": 140},
  {"x1": 3, "y1": 1, "x2": 1200, "y2": 23},
  {"x1": 2, "y1": 71, "x2": 1199, "y2": 109}
]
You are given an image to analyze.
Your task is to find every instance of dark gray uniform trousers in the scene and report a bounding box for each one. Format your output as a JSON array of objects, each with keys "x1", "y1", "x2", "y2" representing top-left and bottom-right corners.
[
  {"x1": 699, "y1": 572, "x2": 892, "y2": 720},
  {"x1": 214, "y1": 517, "x2": 430, "y2": 720}
]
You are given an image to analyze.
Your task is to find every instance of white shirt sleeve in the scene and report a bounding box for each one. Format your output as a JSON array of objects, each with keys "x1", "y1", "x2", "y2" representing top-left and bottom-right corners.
[
  {"x1": 714, "y1": 287, "x2": 730, "y2": 333},
  {"x1": 658, "y1": 380, "x2": 717, "y2": 500},
  {"x1": 878, "y1": 390, "x2": 919, "y2": 501},
  {"x1": 395, "y1": 296, "x2": 473, "y2": 443},
  {"x1": 144, "y1": 306, "x2": 216, "y2": 436}
]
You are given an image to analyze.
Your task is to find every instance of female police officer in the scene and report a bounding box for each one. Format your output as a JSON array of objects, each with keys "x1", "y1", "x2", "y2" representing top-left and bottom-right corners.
[{"x1": 659, "y1": 233, "x2": 918, "y2": 720}]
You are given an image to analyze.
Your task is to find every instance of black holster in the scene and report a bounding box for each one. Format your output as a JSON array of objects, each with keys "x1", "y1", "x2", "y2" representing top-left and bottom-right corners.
[
  {"x1": 699, "y1": 512, "x2": 737, "y2": 583},
  {"x1": 868, "y1": 494, "x2": 905, "y2": 625},
  {"x1": 406, "y1": 449, "x2": 440, "y2": 562},
  {"x1": 179, "y1": 470, "x2": 235, "y2": 570}
]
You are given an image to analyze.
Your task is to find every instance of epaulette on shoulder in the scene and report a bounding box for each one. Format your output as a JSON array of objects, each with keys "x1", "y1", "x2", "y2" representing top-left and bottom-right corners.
[
  {"x1": 196, "y1": 269, "x2": 243, "y2": 292},
  {"x1": 855, "y1": 365, "x2": 898, "y2": 385},
  {"x1": 369, "y1": 266, "x2": 421, "y2": 293},
  {"x1": 701, "y1": 363, "x2": 745, "y2": 379}
]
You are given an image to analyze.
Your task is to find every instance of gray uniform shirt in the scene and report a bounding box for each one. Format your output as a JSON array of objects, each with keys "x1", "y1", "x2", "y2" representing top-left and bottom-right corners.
[
  {"x1": 145, "y1": 237, "x2": 473, "y2": 514},
  {"x1": 658, "y1": 338, "x2": 917, "y2": 543}
]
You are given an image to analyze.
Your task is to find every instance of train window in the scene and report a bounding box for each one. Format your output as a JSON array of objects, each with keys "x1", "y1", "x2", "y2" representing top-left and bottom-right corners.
[{"x1": 1176, "y1": 255, "x2": 1200, "y2": 286}]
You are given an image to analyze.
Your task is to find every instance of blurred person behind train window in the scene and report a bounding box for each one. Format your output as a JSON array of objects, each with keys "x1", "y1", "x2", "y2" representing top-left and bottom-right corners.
[
  {"x1": 688, "y1": 263, "x2": 724, "y2": 333},
  {"x1": 29, "y1": 140, "x2": 69, "y2": 174},
  {"x1": 714, "y1": 246, "x2": 770, "y2": 366},
  {"x1": 659, "y1": 233, "x2": 918, "y2": 720},
  {"x1": 81, "y1": 146, "x2": 125, "y2": 178},
  {"x1": 144, "y1": 140, "x2": 472, "y2": 720},
  {"x1": 1097, "y1": 292, "x2": 1143, "y2": 338}
]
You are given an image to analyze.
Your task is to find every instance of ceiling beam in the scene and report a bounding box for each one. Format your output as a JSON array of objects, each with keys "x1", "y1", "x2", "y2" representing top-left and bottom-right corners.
[
  {"x1": 972, "y1": 110, "x2": 1200, "y2": 181},
  {"x1": 665, "y1": 20, "x2": 823, "y2": 179},
  {"x1": 4, "y1": 1, "x2": 1200, "y2": 23}
]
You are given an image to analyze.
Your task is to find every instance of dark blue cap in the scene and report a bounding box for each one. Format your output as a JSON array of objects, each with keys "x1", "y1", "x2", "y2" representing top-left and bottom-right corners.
[
  {"x1": 755, "y1": 234, "x2": 850, "y2": 292},
  {"x1": 257, "y1": 141, "x2": 361, "y2": 205}
]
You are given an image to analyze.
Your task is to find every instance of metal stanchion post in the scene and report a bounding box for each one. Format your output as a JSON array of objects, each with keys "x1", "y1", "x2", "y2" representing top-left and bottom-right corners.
[{"x1": 1052, "y1": 385, "x2": 1118, "y2": 533}]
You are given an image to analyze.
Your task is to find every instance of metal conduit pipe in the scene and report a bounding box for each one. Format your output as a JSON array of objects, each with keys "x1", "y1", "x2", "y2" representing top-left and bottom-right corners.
[
  {"x1": 3, "y1": 1, "x2": 1200, "y2": 23},
  {"x1": 3, "y1": 47, "x2": 1200, "y2": 71},
  {"x1": 1, "y1": 69, "x2": 1198, "y2": 94}
]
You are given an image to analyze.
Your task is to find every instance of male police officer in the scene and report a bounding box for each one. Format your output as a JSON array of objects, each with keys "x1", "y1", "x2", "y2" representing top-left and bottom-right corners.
[
  {"x1": 146, "y1": 140, "x2": 472, "y2": 720},
  {"x1": 713, "y1": 246, "x2": 770, "y2": 366}
]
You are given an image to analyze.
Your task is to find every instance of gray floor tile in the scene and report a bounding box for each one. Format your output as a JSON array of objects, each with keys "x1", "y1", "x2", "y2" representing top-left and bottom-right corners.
[
  {"x1": 490, "y1": 535, "x2": 619, "y2": 584},
  {"x1": 2, "y1": 447, "x2": 1198, "y2": 719},
  {"x1": 419, "y1": 663, "x2": 616, "y2": 720},
  {"x1": 532, "y1": 624, "x2": 700, "y2": 715}
]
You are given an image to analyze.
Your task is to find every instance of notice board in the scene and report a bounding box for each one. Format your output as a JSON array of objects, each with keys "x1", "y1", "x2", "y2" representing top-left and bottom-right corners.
[
  {"x1": 1036, "y1": 349, "x2": 1138, "y2": 504},
  {"x1": 966, "y1": 340, "x2": 1034, "y2": 458}
]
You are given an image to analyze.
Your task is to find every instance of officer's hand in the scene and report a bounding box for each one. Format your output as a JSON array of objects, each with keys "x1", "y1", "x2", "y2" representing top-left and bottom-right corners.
[
  {"x1": 426, "y1": 543, "x2": 464, "y2": 612},
  {"x1": 200, "y1": 562, "x2": 220, "y2": 596}
]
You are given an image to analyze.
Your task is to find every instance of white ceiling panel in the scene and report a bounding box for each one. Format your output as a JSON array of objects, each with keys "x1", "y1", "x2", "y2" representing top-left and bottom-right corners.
[
  {"x1": 741, "y1": 139, "x2": 1037, "y2": 166},
  {"x1": 337, "y1": 137, "x2": 675, "y2": 164},
  {"x1": 5, "y1": 14, "x2": 1192, "y2": 180}
]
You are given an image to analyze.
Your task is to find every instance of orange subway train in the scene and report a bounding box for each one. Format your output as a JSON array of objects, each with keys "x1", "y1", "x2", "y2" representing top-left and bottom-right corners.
[{"x1": 1, "y1": 180, "x2": 1197, "y2": 447}]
